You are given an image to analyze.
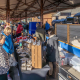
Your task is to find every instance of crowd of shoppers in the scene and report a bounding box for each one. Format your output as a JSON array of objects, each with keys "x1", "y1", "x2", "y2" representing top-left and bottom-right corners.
[
  {"x1": 12, "y1": 22, "x2": 29, "y2": 38},
  {"x1": 0, "y1": 22, "x2": 29, "y2": 80},
  {"x1": 0, "y1": 21, "x2": 59, "y2": 80}
]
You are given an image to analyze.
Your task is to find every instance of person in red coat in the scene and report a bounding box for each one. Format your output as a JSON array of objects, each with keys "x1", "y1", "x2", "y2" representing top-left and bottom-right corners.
[{"x1": 16, "y1": 23, "x2": 23, "y2": 37}]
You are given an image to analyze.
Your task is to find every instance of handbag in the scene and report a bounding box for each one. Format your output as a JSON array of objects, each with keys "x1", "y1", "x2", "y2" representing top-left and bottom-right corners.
[{"x1": 8, "y1": 54, "x2": 17, "y2": 66}]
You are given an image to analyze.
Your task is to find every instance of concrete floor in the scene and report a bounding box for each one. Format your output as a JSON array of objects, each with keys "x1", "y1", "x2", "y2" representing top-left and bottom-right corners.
[
  {"x1": 46, "y1": 65, "x2": 59, "y2": 80},
  {"x1": 46, "y1": 76, "x2": 57, "y2": 80}
]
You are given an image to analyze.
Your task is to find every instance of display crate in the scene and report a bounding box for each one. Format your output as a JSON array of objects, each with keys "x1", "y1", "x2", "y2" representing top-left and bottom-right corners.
[{"x1": 31, "y1": 43, "x2": 42, "y2": 69}]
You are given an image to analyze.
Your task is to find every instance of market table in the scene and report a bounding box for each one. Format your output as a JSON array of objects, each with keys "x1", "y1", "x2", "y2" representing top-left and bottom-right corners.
[{"x1": 14, "y1": 46, "x2": 50, "y2": 80}]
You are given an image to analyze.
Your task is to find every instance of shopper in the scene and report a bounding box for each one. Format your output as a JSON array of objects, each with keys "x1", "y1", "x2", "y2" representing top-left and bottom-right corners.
[
  {"x1": 14, "y1": 24, "x2": 17, "y2": 31},
  {"x1": 34, "y1": 23, "x2": 46, "y2": 42},
  {"x1": 2, "y1": 27, "x2": 17, "y2": 80},
  {"x1": 2, "y1": 27, "x2": 14, "y2": 54},
  {"x1": 23, "y1": 23, "x2": 27, "y2": 32},
  {"x1": 43, "y1": 24, "x2": 45, "y2": 29},
  {"x1": 45, "y1": 21, "x2": 50, "y2": 33},
  {"x1": 0, "y1": 34, "x2": 10, "y2": 80},
  {"x1": 27, "y1": 23, "x2": 29, "y2": 32},
  {"x1": 16, "y1": 23, "x2": 23, "y2": 37},
  {"x1": 12, "y1": 29, "x2": 16, "y2": 39},
  {"x1": 46, "y1": 28, "x2": 59, "y2": 79}
]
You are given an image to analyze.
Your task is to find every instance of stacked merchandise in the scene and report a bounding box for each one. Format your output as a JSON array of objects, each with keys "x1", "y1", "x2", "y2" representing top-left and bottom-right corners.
[
  {"x1": 21, "y1": 58, "x2": 27, "y2": 70},
  {"x1": 15, "y1": 35, "x2": 41, "y2": 71},
  {"x1": 16, "y1": 45, "x2": 32, "y2": 71},
  {"x1": 32, "y1": 40, "x2": 40, "y2": 46},
  {"x1": 59, "y1": 48, "x2": 73, "y2": 66},
  {"x1": 59, "y1": 50, "x2": 67, "y2": 66},
  {"x1": 27, "y1": 60, "x2": 32, "y2": 70},
  {"x1": 13, "y1": 36, "x2": 27, "y2": 43},
  {"x1": 15, "y1": 36, "x2": 32, "y2": 71},
  {"x1": 58, "y1": 46, "x2": 80, "y2": 80},
  {"x1": 70, "y1": 56, "x2": 80, "y2": 72}
]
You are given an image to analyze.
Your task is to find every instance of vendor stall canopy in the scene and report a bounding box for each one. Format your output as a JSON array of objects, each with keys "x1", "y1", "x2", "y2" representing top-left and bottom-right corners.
[
  {"x1": 1, "y1": 0, "x2": 80, "y2": 20},
  {"x1": 74, "y1": 12, "x2": 80, "y2": 17}
]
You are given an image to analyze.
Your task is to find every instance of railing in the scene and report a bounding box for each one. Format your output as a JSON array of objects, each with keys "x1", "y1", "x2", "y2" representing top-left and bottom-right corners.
[{"x1": 55, "y1": 24, "x2": 80, "y2": 48}]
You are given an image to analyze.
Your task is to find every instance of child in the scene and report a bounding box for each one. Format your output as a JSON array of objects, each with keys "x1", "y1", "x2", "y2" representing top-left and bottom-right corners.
[{"x1": 0, "y1": 34, "x2": 10, "y2": 80}]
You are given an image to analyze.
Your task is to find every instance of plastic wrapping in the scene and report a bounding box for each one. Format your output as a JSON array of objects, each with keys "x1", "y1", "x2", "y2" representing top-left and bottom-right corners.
[{"x1": 70, "y1": 56, "x2": 80, "y2": 66}]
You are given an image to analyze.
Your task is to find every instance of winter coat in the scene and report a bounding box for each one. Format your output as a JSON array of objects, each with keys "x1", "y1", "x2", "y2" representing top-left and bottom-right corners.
[
  {"x1": 45, "y1": 22, "x2": 50, "y2": 30},
  {"x1": 0, "y1": 45, "x2": 10, "y2": 75},
  {"x1": 36, "y1": 26, "x2": 46, "y2": 42},
  {"x1": 16, "y1": 24, "x2": 23, "y2": 34},
  {"x1": 46, "y1": 35, "x2": 59, "y2": 62},
  {"x1": 2, "y1": 32, "x2": 14, "y2": 54}
]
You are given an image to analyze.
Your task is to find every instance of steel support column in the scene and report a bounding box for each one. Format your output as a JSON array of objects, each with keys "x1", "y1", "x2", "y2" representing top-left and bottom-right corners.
[
  {"x1": 6, "y1": 0, "x2": 10, "y2": 26},
  {"x1": 25, "y1": 11, "x2": 27, "y2": 23},
  {"x1": 13, "y1": 13, "x2": 15, "y2": 24},
  {"x1": 40, "y1": 0, "x2": 43, "y2": 27},
  {"x1": 20, "y1": 14, "x2": 21, "y2": 23}
]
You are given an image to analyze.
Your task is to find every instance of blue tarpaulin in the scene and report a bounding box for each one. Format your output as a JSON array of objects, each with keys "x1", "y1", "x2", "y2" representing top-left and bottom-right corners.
[
  {"x1": 74, "y1": 12, "x2": 80, "y2": 17},
  {"x1": 52, "y1": 19, "x2": 66, "y2": 23},
  {"x1": 59, "y1": 41, "x2": 80, "y2": 57}
]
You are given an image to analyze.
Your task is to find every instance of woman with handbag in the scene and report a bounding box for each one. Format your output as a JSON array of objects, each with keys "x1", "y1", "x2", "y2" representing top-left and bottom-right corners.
[
  {"x1": 2, "y1": 27, "x2": 17, "y2": 79},
  {"x1": 0, "y1": 34, "x2": 10, "y2": 80}
]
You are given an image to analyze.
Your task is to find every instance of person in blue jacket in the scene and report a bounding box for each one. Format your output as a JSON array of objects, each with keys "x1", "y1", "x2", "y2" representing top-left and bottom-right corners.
[
  {"x1": 2, "y1": 27, "x2": 14, "y2": 80},
  {"x1": 45, "y1": 21, "x2": 50, "y2": 33},
  {"x1": 2, "y1": 27, "x2": 14, "y2": 54}
]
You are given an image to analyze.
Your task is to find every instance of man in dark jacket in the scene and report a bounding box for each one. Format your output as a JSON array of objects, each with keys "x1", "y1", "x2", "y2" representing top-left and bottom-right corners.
[{"x1": 46, "y1": 28, "x2": 59, "y2": 79}]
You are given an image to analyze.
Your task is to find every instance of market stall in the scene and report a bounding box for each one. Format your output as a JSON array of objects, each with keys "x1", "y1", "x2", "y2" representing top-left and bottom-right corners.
[
  {"x1": 14, "y1": 33, "x2": 50, "y2": 80},
  {"x1": 55, "y1": 24, "x2": 80, "y2": 80}
]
